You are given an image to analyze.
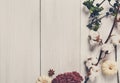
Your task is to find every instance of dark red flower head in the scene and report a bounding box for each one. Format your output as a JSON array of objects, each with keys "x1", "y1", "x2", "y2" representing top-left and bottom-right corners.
[{"x1": 52, "y1": 71, "x2": 83, "y2": 83}]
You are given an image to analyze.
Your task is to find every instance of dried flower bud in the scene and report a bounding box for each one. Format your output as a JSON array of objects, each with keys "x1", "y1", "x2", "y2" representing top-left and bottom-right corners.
[{"x1": 48, "y1": 69, "x2": 55, "y2": 77}]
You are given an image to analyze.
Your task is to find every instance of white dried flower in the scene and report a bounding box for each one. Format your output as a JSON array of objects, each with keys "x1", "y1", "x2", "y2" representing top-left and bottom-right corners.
[
  {"x1": 89, "y1": 30, "x2": 102, "y2": 46},
  {"x1": 36, "y1": 76, "x2": 52, "y2": 83},
  {"x1": 101, "y1": 44, "x2": 114, "y2": 54},
  {"x1": 85, "y1": 56, "x2": 98, "y2": 69},
  {"x1": 89, "y1": 65, "x2": 100, "y2": 82},
  {"x1": 101, "y1": 60, "x2": 117, "y2": 76},
  {"x1": 111, "y1": 35, "x2": 120, "y2": 45}
]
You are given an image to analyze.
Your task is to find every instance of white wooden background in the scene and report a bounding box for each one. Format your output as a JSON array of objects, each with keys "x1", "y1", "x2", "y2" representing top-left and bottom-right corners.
[
  {"x1": 0, "y1": 0, "x2": 40, "y2": 83},
  {"x1": 41, "y1": 0, "x2": 81, "y2": 75},
  {"x1": 0, "y1": 0, "x2": 119, "y2": 83}
]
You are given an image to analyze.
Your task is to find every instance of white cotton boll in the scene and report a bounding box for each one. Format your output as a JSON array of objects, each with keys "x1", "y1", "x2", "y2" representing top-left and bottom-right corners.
[
  {"x1": 86, "y1": 60, "x2": 93, "y2": 69},
  {"x1": 89, "y1": 72, "x2": 98, "y2": 82},
  {"x1": 89, "y1": 30, "x2": 100, "y2": 40},
  {"x1": 101, "y1": 44, "x2": 114, "y2": 54},
  {"x1": 89, "y1": 40, "x2": 99, "y2": 46},
  {"x1": 89, "y1": 65, "x2": 100, "y2": 82},
  {"x1": 111, "y1": 35, "x2": 120, "y2": 45},
  {"x1": 91, "y1": 57, "x2": 98, "y2": 65},
  {"x1": 85, "y1": 56, "x2": 98, "y2": 69},
  {"x1": 91, "y1": 65, "x2": 100, "y2": 73},
  {"x1": 89, "y1": 30, "x2": 102, "y2": 46},
  {"x1": 89, "y1": 74, "x2": 96, "y2": 82}
]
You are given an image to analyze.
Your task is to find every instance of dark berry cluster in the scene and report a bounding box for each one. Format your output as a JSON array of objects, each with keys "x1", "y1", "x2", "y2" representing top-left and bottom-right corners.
[
  {"x1": 83, "y1": 0, "x2": 104, "y2": 17},
  {"x1": 83, "y1": 0, "x2": 120, "y2": 31}
]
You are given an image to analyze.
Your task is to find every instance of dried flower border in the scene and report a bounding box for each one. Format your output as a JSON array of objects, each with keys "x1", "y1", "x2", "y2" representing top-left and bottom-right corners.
[
  {"x1": 36, "y1": 70, "x2": 83, "y2": 83},
  {"x1": 83, "y1": 0, "x2": 120, "y2": 83},
  {"x1": 36, "y1": 0, "x2": 120, "y2": 83}
]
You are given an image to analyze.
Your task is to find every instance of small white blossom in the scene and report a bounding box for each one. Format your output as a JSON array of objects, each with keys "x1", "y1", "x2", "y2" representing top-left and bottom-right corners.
[
  {"x1": 89, "y1": 65, "x2": 100, "y2": 82},
  {"x1": 111, "y1": 35, "x2": 120, "y2": 45},
  {"x1": 101, "y1": 44, "x2": 114, "y2": 54},
  {"x1": 85, "y1": 56, "x2": 98, "y2": 69},
  {"x1": 89, "y1": 30, "x2": 102, "y2": 46}
]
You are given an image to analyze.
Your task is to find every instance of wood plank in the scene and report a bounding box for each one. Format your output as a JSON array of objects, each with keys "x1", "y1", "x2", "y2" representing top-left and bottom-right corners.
[
  {"x1": 0, "y1": 0, "x2": 40, "y2": 83},
  {"x1": 41, "y1": 0, "x2": 81, "y2": 75}
]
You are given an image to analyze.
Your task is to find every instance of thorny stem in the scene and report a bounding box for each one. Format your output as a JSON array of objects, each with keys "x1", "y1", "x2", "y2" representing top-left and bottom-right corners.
[{"x1": 115, "y1": 46, "x2": 120, "y2": 83}]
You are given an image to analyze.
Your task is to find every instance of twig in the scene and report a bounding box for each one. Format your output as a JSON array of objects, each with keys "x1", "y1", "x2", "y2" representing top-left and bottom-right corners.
[
  {"x1": 115, "y1": 45, "x2": 117, "y2": 61},
  {"x1": 89, "y1": 15, "x2": 107, "y2": 26},
  {"x1": 117, "y1": 72, "x2": 120, "y2": 83},
  {"x1": 96, "y1": 50, "x2": 103, "y2": 65},
  {"x1": 105, "y1": 7, "x2": 119, "y2": 43},
  {"x1": 115, "y1": 46, "x2": 120, "y2": 83},
  {"x1": 109, "y1": 2, "x2": 114, "y2": 7},
  {"x1": 98, "y1": 0, "x2": 106, "y2": 7},
  {"x1": 84, "y1": 77, "x2": 89, "y2": 83}
]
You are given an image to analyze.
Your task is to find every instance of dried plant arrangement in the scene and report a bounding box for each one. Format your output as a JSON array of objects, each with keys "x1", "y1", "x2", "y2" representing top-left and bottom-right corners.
[
  {"x1": 36, "y1": 69, "x2": 83, "y2": 83},
  {"x1": 36, "y1": 0, "x2": 120, "y2": 83},
  {"x1": 83, "y1": 0, "x2": 120, "y2": 83}
]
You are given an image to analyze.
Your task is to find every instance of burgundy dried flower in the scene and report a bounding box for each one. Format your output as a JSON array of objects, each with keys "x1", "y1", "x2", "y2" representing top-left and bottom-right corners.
[
  {"x1": 48, "y1": 69, "x2": 55, "y2": 77},
  {"x1": 52, "y1": 71, "x2": 83, "y2": 83}
]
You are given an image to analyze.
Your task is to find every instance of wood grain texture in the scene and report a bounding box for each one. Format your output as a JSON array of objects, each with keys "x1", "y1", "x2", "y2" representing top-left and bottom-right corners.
[
  {"x1": 0, "y1": 0, "x2": 40, "y2": 83},
  {"x1": 41, "y1": 0, "x2": 81, "y2": 76},
  {"x1": 0, "y1": 0, "x2": 119, "y2": 83}
]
